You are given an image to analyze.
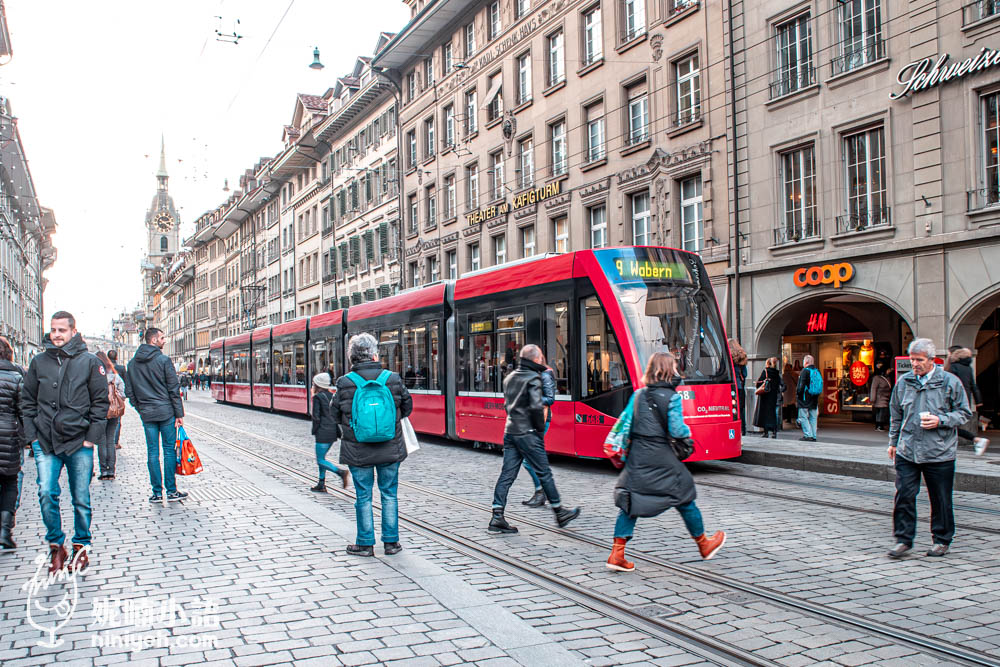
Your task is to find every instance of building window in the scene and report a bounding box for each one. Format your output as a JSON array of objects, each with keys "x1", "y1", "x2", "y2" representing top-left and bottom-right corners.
[
  {"x1": 670, "y1": 0, "x2": 698, "y2": 12},
  {"x1": 518, "y1": 137, "x2": 534, "y2": 189},
  {"x1": 622, "y1": 0, "x2": 646, "y2": 42},
  {"x1": 494, "y1": 234, "x2": 506, "y2": 265},
  {"x1": 772, "y1": 14, "x2": 813, "y2": 99},
  {"x1": 486, "y1": 71, "x2": 503, "y2": 122},
  {"x1": 779, "y1": 145, "x2": 818, "y2": 243},
  {"x1": 465, "y1": 89, "x2": 478, "y2": 135},
  {"x1": 517, "y1": 52, "x2": 532, "y2": 104},
  {"x1": 675, "y1": 54, "x2": 701, "y2": 127},
  {"x1": 408, "y1": 193, "x2": 419, "y2": 233},
  {"x1": 547, "y1": 30, "x2": 564, "y2": 87},
  {"x1": 447, "y1": 249, "x2": 458, "y2": 279},
  {"x1": 626, "y1": 81, "x2": 649, "y2": 145},
  {"x1": 160, "y1": 236, "x2": 168, "y2": 252},
  {"x1": 491, "y1": 150, "x2": 505, "y2": 200},
  {"x1": 550, "y1": 120, "x2": 567, "y2": 176},
  {"x1": 521, "y1": 225, "x2": 536, "y2": 257},
  {"x1": 470, "y1": 243, "x2": 481, "y2": 271},
  {"x1": 586, "y1": 101, "x2": 606, "y2": 162},
  {"x1": 407, "y1": 130, "x2": 417, "y2": 168},
  {"x1": 443, "y1": 42, "x2": 454, "y2": 76},
  {"x1": 465, "y1": 22, "x2": 476, "y2": 58},
  {"x1": 424, "y1": 117, "x2": 435, "y2": 158},
  {"x1": 553, "y1": 216, "x2": 569, "y2": 253},
  {"x1": 583, "y1": 5, "x2": 603, "y2": 66},
  {"x1": 680, "y1": 176, "x2": 703, "y2": 252},
  {"x1": 467, "y1": 164, "x2": 480, "y2": 209},
  {"x1": 444, "y1": 105, "x2": 455, "y2": 148},
  {"x1": 410, "y1": 261, "x2": 421, "y2": 287},
  {"x1": 428, "y1": 255, "x2": 440, "y2": 283},
  {"x1": 516, "y1": 0, "x2": 530, "y2": 19},
  {"x1": 424, "y1": 58, "x2": 434, "y2": 87},
  {"x1": 406, "y1": 72, "x2": 416, "y2": 101},
  {"x1": 426, "y1": 185, "x2": 437, "y2": 227},
  {"x1": 589, "y1": 204, "x2": 607, "y2": 248},
  {"x1": 842, "y1": 127, "x2": 888, "y2": 232},
  {"x1": 835, "y1": 0, "x2": 884, "y2": 76},
  {"x1": 979, "y1": 92, "x2": 1000, "y2": 210},
  {"x1": 488, "y1": 1, "x2": 501, "y2": 41},
  {"x1": 444, "y1": 175, "x2": 457, "y2": 219},
  {"x1": 630, "y1": 192, "x2": 651, "y2": 245}
]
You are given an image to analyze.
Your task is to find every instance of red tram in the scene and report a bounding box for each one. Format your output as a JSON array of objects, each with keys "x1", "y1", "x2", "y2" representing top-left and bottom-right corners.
[{"x1": 209, "y1": 247, "x2": 741, "y2": 461}]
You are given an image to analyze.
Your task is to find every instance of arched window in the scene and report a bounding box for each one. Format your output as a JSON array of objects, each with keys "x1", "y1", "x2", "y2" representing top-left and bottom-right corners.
[{"x1": 160, "y1": 236, "x2": 168, "y2": 252}]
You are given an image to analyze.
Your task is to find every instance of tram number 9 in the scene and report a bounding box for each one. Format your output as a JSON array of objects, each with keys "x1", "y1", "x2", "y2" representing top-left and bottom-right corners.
[
  {"x1": 677, "y1": 390, "x2": 695, "y2": 400},
  {"x1": 575, "y1": 414, "x2": 605, "y2": 425}
]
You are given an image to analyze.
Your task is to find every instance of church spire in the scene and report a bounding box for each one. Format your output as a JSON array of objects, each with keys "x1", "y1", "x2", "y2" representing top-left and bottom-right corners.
[{"x1": 156, "y1": 134, "x2": 169, "y2": 188}]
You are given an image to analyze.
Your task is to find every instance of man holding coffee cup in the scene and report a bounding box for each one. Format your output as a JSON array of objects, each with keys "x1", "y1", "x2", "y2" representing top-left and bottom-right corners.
[{"x1": 886, "y1": 338, "x2": 971, "y2": 559}]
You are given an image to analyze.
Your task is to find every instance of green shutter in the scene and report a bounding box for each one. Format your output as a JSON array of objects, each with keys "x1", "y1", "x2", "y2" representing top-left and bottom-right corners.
[
  {"x1": 351, "y1": 292, "x2": 362, "y2": 306},
  {"x1": 339, "y1": 243, "x2": 349, "y2": 269},
  {"x1": 339, "y1": 296, "x2": 351, "y2": 309},
  {"x1": 350, "y1": 237, "x2": 361, "y2": 265},
  {"x1": 365, "y1": 230, "x2": 375, "y2": 261},
  {"x1": 378, "y1": 284, "x2": 391, "y2": 299},
  {"x1": 379, "y1": 222, "x2": 389, "y2": 256},
  {"x1": 365, "y1": 288, "x2": 376, "y2": 302}
]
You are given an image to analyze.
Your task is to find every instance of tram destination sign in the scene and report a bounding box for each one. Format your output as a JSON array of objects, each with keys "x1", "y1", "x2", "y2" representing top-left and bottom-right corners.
[
  {"x1": 465, "y1": 180, "x2": 563, "y2": 226},
  {"x1": 891, "y1": 47, "x2": 1000, "y2": 100},
  {"x1": 612, "y1": 258, "x2": 689, "y2": 282}
]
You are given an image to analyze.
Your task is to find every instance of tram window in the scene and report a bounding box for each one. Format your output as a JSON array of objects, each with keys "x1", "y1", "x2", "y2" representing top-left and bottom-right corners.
[
  {"x1": 470, "y1": 314, "x2": 495, "y2": 392},
  {"x1": 210, "y1": 351, "x2": 222, "y2": 383},
  {"x1": 496, "y1": 308, "x2": 525, "y2": 388},
  {"x1": 583, "y1": 297, "x2": 627, "y2": 396},
  {"x1": 496, "y1": 310, "x2": 524, "y2": 330},
  {"x1": 429, "y1": 322, "x2": 440, "y2": 391},
  {"x1": 294, "y1": 342, "x2": 306, "y2": 385},
  {"x1": 311, "y1": 339, "x2": 328, "y2": 386},
  {"x1": 545, "y1": 302, "x2": 570, "y2": 395},
  {"x1": 379, "y1": 329, "x2": 402, "y2": 376},
  {"x1": 457, "y1": 335, "x2": 469, "y2": 393},
  {"x1": 274, "y1": 342, "x2": 294, "y2": 385},
  {"x1": 402, "y1": 324, "x2": 429, "y2": 390},
  {"x1": 254, "y1": 345, "x2": 270, "y2": 384}
]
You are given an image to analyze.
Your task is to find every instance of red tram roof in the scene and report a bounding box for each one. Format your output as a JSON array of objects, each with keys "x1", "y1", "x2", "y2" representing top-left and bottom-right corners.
[
  {"x1": 309, "y1": 309, "x2": 344, "y2": 329},
  {"x1": 210, "y1": 339, "x2": 224, "y2": 350},
  {"x1": 227, "y1": 333, "x2": 251, "y2": 346},
  {"x1": 271, "y1": 318, "x2": 308, "y2": 337},
  {"x1": 347, "y1": 283, "x2": 446, "y2": 322},
  {"x1": 251, "y1": 326, "x2": 271, "y2": 342},
  {"x1": 454, "y1": 253, "x2": 576, "y2": 300}
]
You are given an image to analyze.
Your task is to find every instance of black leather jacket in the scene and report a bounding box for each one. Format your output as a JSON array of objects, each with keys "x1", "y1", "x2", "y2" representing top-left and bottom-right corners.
[
  {"x1": 503, "y1": 357, "x2": 546, "y2": 435},
  {"x1": 0, "y1": 360, "x2": 24, "y2": 476}
]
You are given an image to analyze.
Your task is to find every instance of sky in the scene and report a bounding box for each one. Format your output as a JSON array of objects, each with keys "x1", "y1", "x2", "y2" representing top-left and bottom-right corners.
[{"x1": 1, "y1": 0, "x2": 412, "y2": 337}]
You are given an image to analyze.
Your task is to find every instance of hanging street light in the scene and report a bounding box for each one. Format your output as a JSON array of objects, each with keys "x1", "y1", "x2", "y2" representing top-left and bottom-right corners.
[{"x1": 309, "y1": 47, "x2": 324, "y2": 70}]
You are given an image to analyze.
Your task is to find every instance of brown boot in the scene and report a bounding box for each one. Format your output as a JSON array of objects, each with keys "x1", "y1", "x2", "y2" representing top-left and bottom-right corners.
[
  {"x1": 69, "y1": 544, "x2": 89, "y2": 573},
  {"x1": 48, "y1": 543, "x2": 68, "y2": 574},
  {"x1": 694, "y1": 531, "x2": 726, "y2": 560},
  {"x1": 606, "y1": 537, "x2": 634, "y2": 572}
]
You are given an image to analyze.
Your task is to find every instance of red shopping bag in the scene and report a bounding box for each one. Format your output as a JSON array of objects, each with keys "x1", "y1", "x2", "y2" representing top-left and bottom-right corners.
[{"x1": 175, "y1": 426, "x2": 204, "y2": 476}]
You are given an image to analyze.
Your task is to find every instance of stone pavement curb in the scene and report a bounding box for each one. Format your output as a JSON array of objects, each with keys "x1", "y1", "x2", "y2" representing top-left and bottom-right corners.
[{"x1": 194, "y1": 438, "x2": 585, "y2": 666}]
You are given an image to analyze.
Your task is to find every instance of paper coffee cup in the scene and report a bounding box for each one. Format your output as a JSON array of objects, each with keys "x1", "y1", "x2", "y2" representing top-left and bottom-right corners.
[{"x1": 919, "y1": 411, "x2": 930, "y2": 420}]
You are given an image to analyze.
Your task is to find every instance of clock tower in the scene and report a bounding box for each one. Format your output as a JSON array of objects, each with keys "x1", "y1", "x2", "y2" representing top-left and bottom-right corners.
[{"x1": 145, "y1": 137, "x2": 180, "y2": 259}]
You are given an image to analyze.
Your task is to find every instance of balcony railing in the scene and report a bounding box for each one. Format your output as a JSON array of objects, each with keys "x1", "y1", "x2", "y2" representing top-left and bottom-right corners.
[
  {"x1": 968, "y1": 187, "x2": 1000, "y2": 212},
  {"x1": 831, "y1": 39, "x2": 886, "y2": 76},
  {"x1": 963, "y1": 0, "x2": 1000, "y2": 25},
  {"x1": 625, "y1": 127, "x2": 649, "y2": 147},
  {"x1": 672, "y1": 106, "x2": 701, "y2": 129},
  {"x1": 769, "y1": 65, "x2": 815, "y2": 100},
  {"x1": 773, "y1": 219, "x2": 821, "y2": 245},
  {"x1": 836, "y1": 207, "x2": 892, "y2": 234}
]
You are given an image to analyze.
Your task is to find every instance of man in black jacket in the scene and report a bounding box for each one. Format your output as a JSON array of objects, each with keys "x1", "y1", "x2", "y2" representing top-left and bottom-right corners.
[
  {"x1": 21, "y1": 311, "x2": 108, "y2": 573},
  {"x1": 106, "y1": 349, "x2": 126, "y2": 449},
  {"x1": 127, "y1": 328, "x2": 187, "y2": 503},
  {"x1": 489, "y1": 344, "x2": 580, "y2": 534}
]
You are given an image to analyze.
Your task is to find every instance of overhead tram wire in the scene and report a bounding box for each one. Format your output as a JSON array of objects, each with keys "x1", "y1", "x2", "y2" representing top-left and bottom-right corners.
[{"x1": 225, "y1": 0, "x2": 297, "y2": 113}]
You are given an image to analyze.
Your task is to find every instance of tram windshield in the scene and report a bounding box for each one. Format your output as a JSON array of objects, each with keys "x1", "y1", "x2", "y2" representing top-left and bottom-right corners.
[{"x1": 596, "y1": 248, "x2": 730, "y2": 384}]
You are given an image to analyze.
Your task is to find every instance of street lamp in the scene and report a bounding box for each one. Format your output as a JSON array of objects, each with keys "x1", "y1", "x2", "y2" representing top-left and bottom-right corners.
[{"x1": 310, "y1": 47, "x2": 324, "y2": 70}]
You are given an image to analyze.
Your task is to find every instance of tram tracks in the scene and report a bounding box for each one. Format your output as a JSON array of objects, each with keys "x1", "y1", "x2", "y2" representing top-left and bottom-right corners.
[{"x1": 184, "y1": 413, "x2": 998, "y2": 666}]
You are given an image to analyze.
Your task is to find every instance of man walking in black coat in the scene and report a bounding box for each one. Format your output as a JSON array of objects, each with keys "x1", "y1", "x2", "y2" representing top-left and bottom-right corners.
[
  {"x1": 21, "y1": 312, "x2": 109, "y2": 573},
  {"x1": 127, "y1": 328, "x2": 187, "y2": 503},
  {"x1": 489, "y1": 344, "x2": 580, "y2": 534}
]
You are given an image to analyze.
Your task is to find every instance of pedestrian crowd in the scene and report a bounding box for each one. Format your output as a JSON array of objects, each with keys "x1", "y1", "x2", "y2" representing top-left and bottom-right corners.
[{"x1": 0, "y1": 312, "x2": 991, "y2": 575}]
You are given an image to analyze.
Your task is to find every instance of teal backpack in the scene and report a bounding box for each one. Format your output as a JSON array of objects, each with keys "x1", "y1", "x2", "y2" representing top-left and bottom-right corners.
[
  {"x1": 806, "y1": 367, "x2": 823, "y2": 396},
  {"x1": 346, "y1": 370, "x2": 397, "y2": 443}
]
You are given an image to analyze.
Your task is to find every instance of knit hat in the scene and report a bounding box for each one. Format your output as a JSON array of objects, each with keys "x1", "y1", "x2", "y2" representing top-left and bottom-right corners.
[{"x1": 312, "y1": 372, "x2": 332, "y2": 390}]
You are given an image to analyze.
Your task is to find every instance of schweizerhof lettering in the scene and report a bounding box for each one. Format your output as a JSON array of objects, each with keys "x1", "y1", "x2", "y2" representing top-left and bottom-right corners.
[{"x1": 891, "y1": 47, "x2": 1000, "y2": 100}]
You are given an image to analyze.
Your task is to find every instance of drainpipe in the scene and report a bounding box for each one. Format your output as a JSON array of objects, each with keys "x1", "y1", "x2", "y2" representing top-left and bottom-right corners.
[
  {"x1": 378, "y1": 68, "x2": 406, "y2": 293},
  {"x1": 727, "y1": 0, "x2": 742, "y2": 339}
]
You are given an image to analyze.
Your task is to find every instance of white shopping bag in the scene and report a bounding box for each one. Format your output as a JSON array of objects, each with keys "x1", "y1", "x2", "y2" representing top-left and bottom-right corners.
[{"x1": 401, "y1": 417, "x2": 419, "y2": 454}]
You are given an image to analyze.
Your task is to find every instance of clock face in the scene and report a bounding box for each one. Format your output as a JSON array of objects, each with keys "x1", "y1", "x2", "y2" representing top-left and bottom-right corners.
[{"x1": 153, "y1": 212, "x2": 173, "y2": 232}]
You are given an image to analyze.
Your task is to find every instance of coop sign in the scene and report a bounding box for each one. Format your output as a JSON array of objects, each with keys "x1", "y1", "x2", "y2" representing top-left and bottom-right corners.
[
  {"x1": 891, "y1": 47, "x2": 1000, "y2": 100},
  {"x1": 793, "y1": 263, "x2": 854, "y2": 289}
]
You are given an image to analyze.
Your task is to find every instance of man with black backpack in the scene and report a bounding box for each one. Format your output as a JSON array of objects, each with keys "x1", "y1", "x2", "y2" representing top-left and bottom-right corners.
[
  {"x1": 331, "y1": 333, "x2": 412, "y2": 557},
  {"x1": 796, "y1": 355, "x2": 822, "y2": 442}
]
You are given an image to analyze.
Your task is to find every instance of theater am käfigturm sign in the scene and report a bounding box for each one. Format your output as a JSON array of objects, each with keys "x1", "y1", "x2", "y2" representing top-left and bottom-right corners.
[
  {"x1": 891, "y1": 47, "x2": 1000, "y2": 99},
  {"x1": 465, "y1": 180, "x2": 563, "y2": 226}
]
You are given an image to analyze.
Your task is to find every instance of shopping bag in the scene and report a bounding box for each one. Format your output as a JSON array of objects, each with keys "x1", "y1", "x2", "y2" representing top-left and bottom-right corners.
[
  {"x1": 175, "y1": 426, "x2": 204, "y2": 476},
  {"x1": 401, "y1": 417, "x2": 419, "y2": 455},
  {"x1": 603, "y1": 394, "x2": 636, "y2": 469}
]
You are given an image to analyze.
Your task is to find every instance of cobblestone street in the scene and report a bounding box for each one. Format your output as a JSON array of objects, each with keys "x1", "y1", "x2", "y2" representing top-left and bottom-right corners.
[{"x1": 3, "y1": 391, "x2": 998, "y2": 666}]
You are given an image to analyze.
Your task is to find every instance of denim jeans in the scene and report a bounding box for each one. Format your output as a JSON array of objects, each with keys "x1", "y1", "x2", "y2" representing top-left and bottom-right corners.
[
  {"x1": 522, "y1": 461, "x2": 542, "y2": 490},
  {"x1": 99, "y1": 418, "x2": 120, "y2": 477},
  {"x1": 315, "y1": 442, "x2": 344, "y2": 480},
  {"x1": 143, "y1": 419, "x2": 177, "y2": 496},
  {"x1": 492, "y1": 432, "x2": 561, "y2": 510},
  {"x1": 32, "y1": 441, "x2": 94, "y2": 546},
  {"x1": 613, "y1": 501, "x2": 705, "y2": 540},
  {"x1": 893, "y1": 457, "x2": 955, "y2": 547},
  {"x1": 797, "y1": 407, "x2": 819, "y2": 439},
  {"x1": 349, "y1": 462, "x2": 400, "y2": 546},
  {"x1": 113, "y1": 419, "x2": 122, "y2": 445}
]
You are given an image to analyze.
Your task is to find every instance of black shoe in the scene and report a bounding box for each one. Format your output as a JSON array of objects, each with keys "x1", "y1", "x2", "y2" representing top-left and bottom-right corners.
[
  {"x1": 887, "y1": 543, "x2": 911, "y2": 559},
  {"x1": 927, "y1": 543, "x2": 949, "y2": 557},
  {"x1": 771, "y1": 432, "x2": 778, "y2": 439},
  {"x1": 488, "y1": 509, "x2": 518, "y2": 534},
  {"x1": 149, "y1": 494, "x2": 163, "y2": 503},
  {"x1": 806, "y1": 437, "x2": 817, "y2": 442},
  {"x1": 384, "y1": 542, "x2": 403, "y2": 555},
  {"x1": 311, "y1": 481, "x2": 327, "y2": 493},
  {"x1": 346, "y1": 544, "x2": 374, "y2": 557},
  {"x1": 166, "y1": 491, "x2": 188, "y2": 501},
  {"x1": 521, "y1": 489, "x2": 546, "y2": 507},
  {"x1": 799, "y1": 436, "x2": 809, "y2": 441},
  {"x1": 554, "y1": 506, "x2": 581, "y2": 528},
  {"x1": 0, "y1": 511, "x2": 15, "y2": 549}
]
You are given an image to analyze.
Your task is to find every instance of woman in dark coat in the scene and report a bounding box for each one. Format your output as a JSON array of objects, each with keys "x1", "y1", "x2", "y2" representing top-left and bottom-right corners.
[
  {"x1": 606, "y1": 352, "x2": 726, "y2": 572},
  {"x1": 752, "y1": 357, "x2": 783, "y2": 438},
  {"x1": 0, "y1": 336, "x2": 24, "y2": 549},
  {"x1": 310, "y1": 372, "x2": 349, "y2": 492},
  {"x1": 947, "y1": 347, "x2": 988, "y2": 454},
  {"x1": 728, "y1": 339, "x2": 748, "y2": 435},
  {"x1": 869, "y1": 368, "x2": 892, "y2": 431}
]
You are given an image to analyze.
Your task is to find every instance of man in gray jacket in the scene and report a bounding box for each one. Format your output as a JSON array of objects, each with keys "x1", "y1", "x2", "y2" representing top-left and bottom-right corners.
[{"x1": 887, "y1": 338, "x2": 971, "y2": 559}]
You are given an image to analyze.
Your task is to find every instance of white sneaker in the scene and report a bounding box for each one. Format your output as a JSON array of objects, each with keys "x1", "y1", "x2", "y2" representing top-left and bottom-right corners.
[{"x1": 974, "y1": 438, "x2": 989, "y2": 456}]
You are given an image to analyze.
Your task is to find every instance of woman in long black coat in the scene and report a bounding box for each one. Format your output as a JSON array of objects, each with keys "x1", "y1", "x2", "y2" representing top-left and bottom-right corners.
[
  {"x1": 606, "y1": 352, "x2": 726, "y2": 572},
  {"x1": 0, "y1": 336, "x2": 24, "y2": 549},
  {"x1": 752, "y1": 357, "x2": 783, "y2": 438}
]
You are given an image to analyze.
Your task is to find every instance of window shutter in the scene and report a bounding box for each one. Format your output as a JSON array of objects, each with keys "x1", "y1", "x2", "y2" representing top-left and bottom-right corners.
[
  {"x1": 378, "y1": 222, "x2": 389, "y2": 255},
  {"x1": 350, "y1": 236, "x2": 361, "y2": 265},
  {"x1": 351, "y1": 292, "x2": 362, "y2": 305},
  {"x1": 365, "y1": 288, "x2": 377, "y2": 302},
  {"x1": 365, "y1": 230, "x2": 375, "y2": 261},
  {"x1": 339, "y1": 243, "x2": 349, "y2": 269},
  {"x1": 340, "y1": 296, "x2": 351, "y2": 309}
]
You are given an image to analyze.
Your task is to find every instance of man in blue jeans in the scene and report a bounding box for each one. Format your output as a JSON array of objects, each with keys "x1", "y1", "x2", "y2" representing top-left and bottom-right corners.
[
  {"x1": 126, "y1": 328, "x2": 187, "y2": 503},
  {"x1": 796, "y1": 355, "x2": 820, "y2": 442},
  {"x1": 21, "y1": 311, "x2": 109, "y2": 573}
]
